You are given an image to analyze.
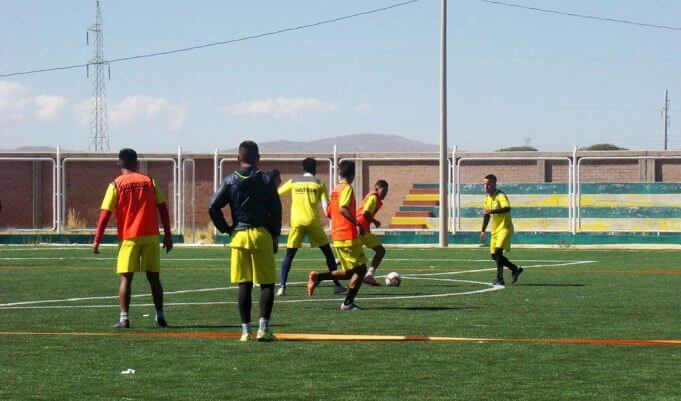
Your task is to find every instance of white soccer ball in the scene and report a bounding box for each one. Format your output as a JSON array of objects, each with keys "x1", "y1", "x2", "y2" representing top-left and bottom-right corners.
[{"x1": 384, "y1": 271, "x2": 401, "y2": 287}]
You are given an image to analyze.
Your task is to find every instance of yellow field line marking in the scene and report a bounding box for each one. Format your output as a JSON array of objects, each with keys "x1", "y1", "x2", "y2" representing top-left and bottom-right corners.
[{"x1": 1, "y1": 331, "x2": 679, "y2": 347}]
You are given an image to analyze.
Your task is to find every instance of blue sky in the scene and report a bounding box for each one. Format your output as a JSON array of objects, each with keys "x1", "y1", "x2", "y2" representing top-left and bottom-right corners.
[{"x1": 0, "y1": 0, "x2": 679, "y2": 152}]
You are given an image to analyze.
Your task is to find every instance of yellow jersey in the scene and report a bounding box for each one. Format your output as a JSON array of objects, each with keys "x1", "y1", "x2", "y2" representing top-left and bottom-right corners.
[
  {"x1": 278, "y1": 173, "x2": 329, "y2": 227},
  {"x1": 483, "y1": 190, "x2": 513, "y2": 234}
]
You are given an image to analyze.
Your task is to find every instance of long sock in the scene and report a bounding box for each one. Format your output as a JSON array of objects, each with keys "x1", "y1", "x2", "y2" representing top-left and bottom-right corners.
[
  {"x1": 500, "y1": 255, "x2": 519, "y2": 273},
  {"x1": 155, "y1": 309, "x2": 164, "y2": 321},
  {"x1": 320, "y1": 245, "x2": 342, "y2": 286},
  {"x1": 367, "y1": 267, "x2": 376, "y2": 277},
  {"x1": 316, "y1": 271, "x2": 334, "y2": 283},
  {"x1": 492, "y1": 250, "x2": 504, "y2": 279},
  {"x1": 237, "y1": 282, "x2": 253, "y2": 325},
  {"x1": 259, "y1": 284, "x2": 275, "y2": 320},
  {"x1": 242, "y1": 323, "x2": 251, "y2": 335},
  {"x1": 343, "y1": 283, "x2": 363, "y2": 305},
  {"x1": 120, "y1": 312, "x2": 129, "y2": 323},
  {"x1": 259, "y1": 317, "x2": 269, "y2": 331},
  {"x1": 280, "y1": 248, "x2": 298, "y2": 287}
]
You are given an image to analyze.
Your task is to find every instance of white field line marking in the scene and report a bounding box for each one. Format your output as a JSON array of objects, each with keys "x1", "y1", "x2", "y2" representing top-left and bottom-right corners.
[
  {"x1": 408, "y1": 260, "x2": 596, "y2": 276},
  {"x1": 0, "y1": 277, "x2": 500, "y2": 310},
  {"x1": 0, "y1": 260, "x2": 593, "y2": 310}
]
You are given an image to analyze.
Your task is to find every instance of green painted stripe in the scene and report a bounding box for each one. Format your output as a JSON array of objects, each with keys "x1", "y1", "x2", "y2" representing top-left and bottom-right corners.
[
  {"x1": 580, "y1": 183, "x2": 681, "y2": 194},
  {"x1": 459, "y1": 183, "x2": 569, "y2": 195},
  {"x1": 458, "y1": 207, "x2": 568, "y2": 218},
  {"x1": 375, "y1": 232, "x2": 681, "y2": 245},
  {"x1": 400, "y1": 206, "x2": 437, "y2": 212},
  {"x1": 413, "y1": 183, "x2": 439, "y2": 189}
]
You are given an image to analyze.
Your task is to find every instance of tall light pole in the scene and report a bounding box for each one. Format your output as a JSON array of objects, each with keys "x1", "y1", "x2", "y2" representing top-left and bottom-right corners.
[{"x1": 438, "y1": 0, "x2": 449, "y2": 247}]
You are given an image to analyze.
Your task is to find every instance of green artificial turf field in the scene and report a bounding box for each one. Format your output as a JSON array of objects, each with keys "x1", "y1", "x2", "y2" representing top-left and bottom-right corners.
[{"x1": 1, "y1": 245, "x2": 680, "y2": 401}]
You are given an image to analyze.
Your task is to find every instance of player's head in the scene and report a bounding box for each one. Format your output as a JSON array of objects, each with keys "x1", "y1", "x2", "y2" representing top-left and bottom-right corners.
[
  {"x1": 484, "y1": 174, "x2": 497, "y2": 194},
  {"x1": 270, "y1": 169, "x2": 282, "y2": 187},
  {"x1": 118, "y1": 148, "x2": 138, "y2": 171},
  {"x1": 302, "y1": 157, "x2": 317, "y2": 175},
  {"x1": 338, "y1": 160, "x2": 355, "y2": 184},
  {"x1": 238, "y1": 140, "x2": 259, "y2": 166},
  {"x1": 374, "y1": 180, "x2": 389, "y2": 199}
]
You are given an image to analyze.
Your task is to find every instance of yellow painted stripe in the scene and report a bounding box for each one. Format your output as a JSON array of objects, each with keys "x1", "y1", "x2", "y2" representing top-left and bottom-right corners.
[
  {"x1": 578, "y1": 218, "x2": 681, "y2": 231},
  {"x1": 458, "y1": 218, "x2": 569, "y2": 231},
  {"x1": 459, "y1": 194, "x2": 569, "y2": 207},
  {"x1": 392, "y1": 217, "x2": 429, "y2": 225},
  {"x1": 580, "y1": 194, "x2": 681, "y2": 208},
  {"x1": 406, "y1": 194, "x2": 439, "y2": 201}
]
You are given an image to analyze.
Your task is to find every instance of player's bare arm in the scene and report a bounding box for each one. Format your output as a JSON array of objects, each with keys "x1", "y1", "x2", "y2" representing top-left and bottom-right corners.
[{"x1": 341, "y1": 206, "x2": 364, "y2": 235}]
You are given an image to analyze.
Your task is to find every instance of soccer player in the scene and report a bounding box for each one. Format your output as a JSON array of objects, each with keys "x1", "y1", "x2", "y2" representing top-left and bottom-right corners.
[
  {"x1": 277, "y1": 157, "x2": 345, "y2": 296},
  {"x1": 481, "y1": 174, "x2": 524, "y2": 286},
  {"x1": 307, "y1": 160, "x2": 368, "y2": 311},
  {"x1": 356, "y1": 180, "x2": 389, "y2": 286},
  {"x1": 209, "y1": 141, "x2": 282, "y2": 341},
  {"x1": 92, "y1": 148, "x2": 173, "y2": 329}
]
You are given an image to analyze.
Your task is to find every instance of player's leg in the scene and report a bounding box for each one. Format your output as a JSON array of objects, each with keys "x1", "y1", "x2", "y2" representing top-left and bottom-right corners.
[
  {"x1": 319, "y1": 244, "x2": 346, "y2": 292},
  {"x1": 361, "y1": 234, "x2": 384, "y2": 286},
  {"x1": 341, "y1": 264, "x2": 368, "y2": 311},
  {"x1": 279, "y1": 226, "x2": 304, "y2": 295},
  {"x1": 491, "y1": 248, "x2": 505, "y2": 285},
  {"x1": 115, "y1": 273, "x2": 134, "y2": 328},
  {"x1": 497, "y1": 232, "x2": 523, "y2": 283},
  {"x1": 278, "y1": 247, "x2": 298, "y2": 296},
  {"x1": 141, "y1": 241, "x2": 166, "y2": 326},
  {"x1": 252, "y1": 227, "x2": 277, "y2": 341},
  {"x1": 231, "y1": 243, "x2": 254, "y2": 340},
  {"x1": 114, "y1": 240, "x2": 140, "y2": 328}
]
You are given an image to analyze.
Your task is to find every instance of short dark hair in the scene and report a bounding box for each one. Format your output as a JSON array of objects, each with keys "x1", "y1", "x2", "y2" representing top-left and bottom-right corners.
[
  {"x1": 338, "y1": 160, "x2": 355, "y2": 179},
  {"x1": 238, "y1": 141, "x2": 259, "y2": 164},
  {"x1": 270, "y1": 169, "x2": 281, "y2": 180},
  {"x1": 484, "y1": 174, "x2": 497, "y2": 182},
  {"x1": 302, "y1": 157, "x2": 317, "y2": 174},
  {"x1": 374, "y1": 180, "x2": 388, "y2": 190},
  {"x1": 118, "y1": 148, "x2": 137, "y2": 169}
]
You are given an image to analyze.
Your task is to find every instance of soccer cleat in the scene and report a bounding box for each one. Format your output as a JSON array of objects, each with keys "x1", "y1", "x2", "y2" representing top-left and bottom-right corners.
[
  {"x1": 511, "y1": 267, "x2": 524, "y2": 284},
  {"x1": 240, "y1": 332, "x2": 253, "y2": 342},
  {"x1": 492, "y1": 278, "x2": 505, "y2": 286},
  {"x1": 276, "y1": 287, "x2": 286, "y2": 297},
  {"x1": 256, "y1": 328, "x2": 276, "y2": 342},
  {"x1": 334, "y1": 284, "x2": 348, "y2": 294},
  {"x1": 340, "y1": 302, "x2": 362, "y2": 311},
  {"x1": 363, "y1": 275, "x2": 381, "y2": 286},
  {"x1": 307, "y1": 271, "x2": 319, "y2": 296},
  {"x1": 155, "y1": 317, "x2": 168, "y2": 328},
  {"x1": 113, "y1": 320, "x2": 130, "y2": 329}
]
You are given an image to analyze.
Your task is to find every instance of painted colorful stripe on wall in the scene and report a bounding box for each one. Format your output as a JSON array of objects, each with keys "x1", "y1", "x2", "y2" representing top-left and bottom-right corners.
[{"x1": 389, "y1": 183, "x2": 681, "y2": 232}]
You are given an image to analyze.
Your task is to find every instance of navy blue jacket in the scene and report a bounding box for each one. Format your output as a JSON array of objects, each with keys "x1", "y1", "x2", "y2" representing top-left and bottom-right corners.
[{"x1": 208, "y1": 167, "x2": 282, "y2": 237}]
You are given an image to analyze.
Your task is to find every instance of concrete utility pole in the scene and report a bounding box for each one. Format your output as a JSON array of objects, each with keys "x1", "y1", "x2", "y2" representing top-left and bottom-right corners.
[
  {"x1": 663, "y1": 90, "x2": 670, "y2": 150},
  {"x1": 438, "y1": 0, "x2": 449, "y2": 247}
]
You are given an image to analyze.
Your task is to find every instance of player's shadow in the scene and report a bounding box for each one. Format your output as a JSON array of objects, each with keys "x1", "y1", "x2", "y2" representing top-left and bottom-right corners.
[
  {"x1": 515, "y1": 283, "x2": 586, "y2": 287},
  {"x1": 168, "y1": 324, "x2": 241, "y2": 329},
  {"x1": 370, "y1": 306, "x2": 480, "y2": 311}
]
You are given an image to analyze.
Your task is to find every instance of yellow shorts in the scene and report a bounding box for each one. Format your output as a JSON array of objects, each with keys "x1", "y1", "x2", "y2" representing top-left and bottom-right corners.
[
  {"x1": 230, "y1": 227, "x2": 276, "y2": 285},
  {"x1": 286, "y1": 222, "x2": 329, "y2": 248},
  {"x1": 490, "y1": 230, "x2": 512, "y2": 254},
  {"x1": 117, "y1": 235, "x2": 160, "y2": 274},
  {"x1": 359, "y1": 233, "x2": 382, "y2": 249},
  {"x1": 334, "y1": 239, "x2": 368, "y2": 272}
]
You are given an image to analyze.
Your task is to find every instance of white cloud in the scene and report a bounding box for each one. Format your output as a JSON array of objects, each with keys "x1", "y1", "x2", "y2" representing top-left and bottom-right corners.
[
  {"x1": 0, "y1": 81, "x2": 64, "y2": 123},
  {"x1": 218, "y1": 97, "x2": 337, "y2": 121},
  {"x1": 74, "y1": 95, "x2": 187, "y2": 130},
  {"x1": 34, "y1": 95, "x2": 67, "y2": 120},
  {"x1": 353, "y1": 103, "x2": 376, "y2": 114}
]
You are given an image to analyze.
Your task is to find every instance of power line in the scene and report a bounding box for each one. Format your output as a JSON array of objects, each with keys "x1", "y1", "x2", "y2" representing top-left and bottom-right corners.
[
  {"x1": 0, "y1": 0, "x2": 422, "y2": 78},
  {"x1": 478, "y1": 0, "x2": 681, "y2": 31}
]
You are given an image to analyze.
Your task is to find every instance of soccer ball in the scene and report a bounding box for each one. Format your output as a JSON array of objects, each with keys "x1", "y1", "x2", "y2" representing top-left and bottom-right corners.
[{"x1": 384, "y1": 272, "x2": 401, "y2": 287}]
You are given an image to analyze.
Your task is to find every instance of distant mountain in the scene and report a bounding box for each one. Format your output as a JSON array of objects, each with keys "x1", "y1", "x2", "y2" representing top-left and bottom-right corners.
[{"x1": 236, "y1": 134, "x2": 440, "y2": 153}]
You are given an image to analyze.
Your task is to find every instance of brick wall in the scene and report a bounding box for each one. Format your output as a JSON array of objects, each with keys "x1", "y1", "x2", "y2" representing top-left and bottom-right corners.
[{"x1": 3, "y1": 151, "x2": 681, "y2": 232}]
